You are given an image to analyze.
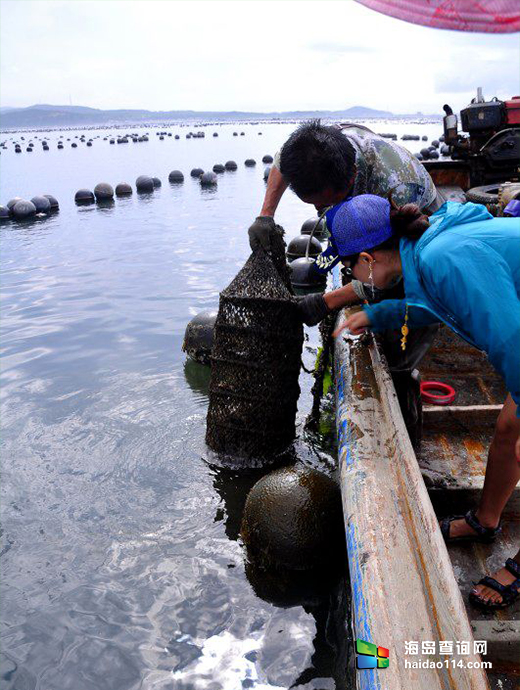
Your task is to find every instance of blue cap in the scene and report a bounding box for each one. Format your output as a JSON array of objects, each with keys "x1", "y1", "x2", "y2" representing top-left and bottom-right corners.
[{"x1": 325, "y1": 194, "x2": 393, "y2": 256}]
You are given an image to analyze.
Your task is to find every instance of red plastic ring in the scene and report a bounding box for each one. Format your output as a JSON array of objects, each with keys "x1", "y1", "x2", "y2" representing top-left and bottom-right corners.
[{"x1": 420, "y1": 381, "x2": 456, "y2": 405}]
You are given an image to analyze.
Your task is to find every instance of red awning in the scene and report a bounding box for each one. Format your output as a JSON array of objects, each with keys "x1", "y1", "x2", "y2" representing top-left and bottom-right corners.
[{"x1": 354, "y1": 0, "x2": 520, "y2": 33}]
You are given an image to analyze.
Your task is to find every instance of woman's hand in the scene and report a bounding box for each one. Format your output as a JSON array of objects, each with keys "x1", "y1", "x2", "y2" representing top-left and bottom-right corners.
[{"x1": 333, "y1": 310, "x2": 371, "y2": 338}]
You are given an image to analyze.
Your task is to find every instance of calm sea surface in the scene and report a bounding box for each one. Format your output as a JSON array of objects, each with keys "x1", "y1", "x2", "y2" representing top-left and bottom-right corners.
[{"x1": 0, "y1": 120, "x2": 443, "y2": 690}]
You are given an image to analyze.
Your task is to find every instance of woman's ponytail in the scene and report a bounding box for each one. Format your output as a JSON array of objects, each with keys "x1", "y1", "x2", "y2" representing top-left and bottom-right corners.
[{"x1": 388, "y1": 192, "x2": 430, "y2": 240}]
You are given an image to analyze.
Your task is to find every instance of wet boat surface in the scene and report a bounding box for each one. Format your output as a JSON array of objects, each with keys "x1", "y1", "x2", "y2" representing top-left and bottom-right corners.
[{"x1": 334, "y1": 305, "x2": 519, "y2": 689}]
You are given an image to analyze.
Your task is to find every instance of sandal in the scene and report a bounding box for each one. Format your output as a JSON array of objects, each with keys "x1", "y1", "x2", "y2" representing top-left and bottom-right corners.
[
  {"x1": 469, "y1": 558, "x2": 520, "y2": 610},
  {"x1": 439, "y1": 508, "x2": 501, "y2": 544}
]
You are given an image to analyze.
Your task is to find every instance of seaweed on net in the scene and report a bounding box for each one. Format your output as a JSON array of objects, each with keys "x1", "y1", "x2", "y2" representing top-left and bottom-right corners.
[{"x1": 205, "y1": 226, "x2": 304, "y2": 461}]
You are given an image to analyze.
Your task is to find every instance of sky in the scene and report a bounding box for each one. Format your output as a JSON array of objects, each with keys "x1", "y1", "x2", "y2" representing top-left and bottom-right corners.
[{"x1": 1, "y1": 0, "x2": 519, "y2": 115}]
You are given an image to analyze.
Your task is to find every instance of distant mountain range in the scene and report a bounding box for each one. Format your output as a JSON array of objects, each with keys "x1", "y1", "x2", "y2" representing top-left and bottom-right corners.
[{"x1": 0, "y1": 104, "x2": 440, "y2": 129}]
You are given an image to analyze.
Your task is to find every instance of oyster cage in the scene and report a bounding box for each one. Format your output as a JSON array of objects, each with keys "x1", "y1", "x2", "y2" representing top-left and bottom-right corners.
[{"x1": 206, "y1": 247, "x2": 304, "y2": 460}]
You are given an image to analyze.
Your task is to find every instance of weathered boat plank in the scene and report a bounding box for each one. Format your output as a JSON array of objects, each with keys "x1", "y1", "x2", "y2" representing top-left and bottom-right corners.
[{"x1": 334, "y1": 307, "x2": 490, "y2": 690}]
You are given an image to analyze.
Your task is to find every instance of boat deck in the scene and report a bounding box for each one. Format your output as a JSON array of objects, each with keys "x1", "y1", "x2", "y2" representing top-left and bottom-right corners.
[{"x1": 418, "y1": 327, "x2": 519, "y2": 677}]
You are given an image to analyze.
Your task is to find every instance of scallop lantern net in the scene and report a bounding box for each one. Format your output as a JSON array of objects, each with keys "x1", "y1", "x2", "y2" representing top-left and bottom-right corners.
[{"x1": 206, "y1": 227, "x2": 303, "y2": 461}]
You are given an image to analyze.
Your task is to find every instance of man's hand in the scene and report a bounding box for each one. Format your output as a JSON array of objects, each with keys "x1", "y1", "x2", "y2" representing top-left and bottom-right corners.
[
  {"x1": 296, "y1": 293, "x2": 330, "y2": 326},
  {"x1": 516, "y1": 435, "x2": 520, "y2": 463},
  {"x1": 333, "y1": 310, "x2": 371, "y2": 338},
  {"x1": 248, "y1": 216, "x2": 276, "y2": 252}
]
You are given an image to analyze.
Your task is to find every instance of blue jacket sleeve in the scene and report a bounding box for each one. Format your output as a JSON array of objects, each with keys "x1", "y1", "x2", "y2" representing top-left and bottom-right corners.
[
  {"x1": 363, "y1": 299, "x2": 440, "y2": 332},
  {"x1": 420, "y1": 240, "x2": 520, "y2": 416}
]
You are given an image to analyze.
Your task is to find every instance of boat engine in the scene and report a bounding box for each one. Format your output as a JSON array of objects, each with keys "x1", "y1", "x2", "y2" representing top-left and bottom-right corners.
[{"x1": 443, "y1": 88, "x2": 520, "y2": 186}]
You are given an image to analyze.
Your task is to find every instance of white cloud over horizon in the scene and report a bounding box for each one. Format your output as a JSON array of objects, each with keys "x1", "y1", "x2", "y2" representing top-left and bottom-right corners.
[{"x1": 1, "y1": 0, "x2": 518, "y2": 116}]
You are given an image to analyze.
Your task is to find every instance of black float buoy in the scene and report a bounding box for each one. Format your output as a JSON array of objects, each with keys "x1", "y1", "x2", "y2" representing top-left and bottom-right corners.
[
  {"x1": 431, "y1": 140, "x2": 439, "y2": 148},
  {"x1": 200, "y1": 171, "x2": 217, "y2": 187},
  {"x1": 135, "y1": 175, "x2": 154, "y2": 193},
  {"x1": 439, "y1": 134, "x2": 445, "y2": 142},
  {"x1": 224, "y1": 160, "x2": 237, "y2": 171},
  {"x1": 213, "y1": 132, "x2": 218, "y2": 137},
  {"x1": 301, "y1": 216, "x2": 328, "y2": 240},
  {"x1": 71, "y1": 143, "x2": 77, "y2": 148},
  {"x1": 94, "y1": 183, "x2": 114, "y2": 201},
  {"x1": 152, "y1": 177, "x2": 161, "y2": 188},
  {"x1": 182, "y1": 310, "x2": 217, "y2": 365},
  {"x1": 429, "y1": 149, "x2": 439, "y2": 159},
  {"x1": 110, "y1": 139, "x2": 115, "y2": 144},
  {"x1": 414, "y1": 152, "x2": 423, "y2": 161},
  {"x1": 7, "y1": 197, "x2": 23, "y2": 211},
  {"x1": 241, "y1": 465, "x2": 343, "y2": 570},
  {"x1": 262, "y1": 154, "x2": 273, "y2": 164},
  {"x1": 244, "y1": 159, "x2": 256, "y2": 167},
  {"x1": 420, "y1": 148, "x2": 431, "y2": 160},
  {"x1": 190, "y1": 168, "x2": 204, "y2": 178},
  {"x1": 422, "y1": 135, "x2": 428, "y2": 141},
  {"x1": 12, "y1": 200, "x2": 37, "y2": 220},
  {"x1": 75, "y1": 189, "x2": 95, "y2": 204},
  {"x1": 168, "y1": 170, "x2": 184, "y2": 183},
  {"x1": 233, "y1": 132, "x2": 238, "y2": 137},
  {"x1": 212, "y1": 163, "x2": 225, "y2": 173},
  {"x1": 30, "y1": 196, "x2": 51, "y2": 214},
  {"x1": 286, "y1": 234, "x2": 322, "y2": 262},
  {"x1": 289, "y1": 257, "x2": 326, "y2": 291},
  {"x1": 263, "y1": 166, "x2": 271, "y2": 181},
  {"x1": 87, "y1": 141, "x2": 92, "y2": 147},
  {"x1": 174, "y1": 134, "x2": 180, "y2": 140},
  {"x1": 43, "y1": 194, "x2": 59, "y2": 210},
  {"x1": 440, "y1": 144, "x2": 450, "y2": 156},
  {"x1": 115, "y1": 183, "x2": 132, "y2": 196},
  {"x1": 240, "y1": 132, "x2": 245, "y2": 136},
  {"x1": 0, "y1": 205, "x2": 10, "y2": 221}
]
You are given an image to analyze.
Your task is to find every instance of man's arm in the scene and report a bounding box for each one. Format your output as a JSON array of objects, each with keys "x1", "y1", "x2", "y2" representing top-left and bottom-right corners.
[
  {"x1": 248, "y1": 165, "x2": 289, "y2": 251},
  {"x1": 260, "y1": 165, "x2": 288, "y2": 217}
]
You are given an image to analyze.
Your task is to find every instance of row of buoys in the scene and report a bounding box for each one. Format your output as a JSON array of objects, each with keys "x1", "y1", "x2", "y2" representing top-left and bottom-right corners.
[
  {"x1": 0, "y1": 194, "x2": 59, "y2": 221},
  {"x1": 287, "y1": 217, "x2": 329, "y2": 291}
]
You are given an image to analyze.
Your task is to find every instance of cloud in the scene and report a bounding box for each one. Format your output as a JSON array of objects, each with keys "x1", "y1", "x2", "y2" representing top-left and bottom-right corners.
[{"x1": 308, "y1": 41, "x2": 376, "y2": 54}]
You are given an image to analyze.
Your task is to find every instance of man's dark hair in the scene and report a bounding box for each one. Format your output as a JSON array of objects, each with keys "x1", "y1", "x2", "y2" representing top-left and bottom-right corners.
[{"x1": 279, "y1": 120, "x2": 356, "y2": 198}]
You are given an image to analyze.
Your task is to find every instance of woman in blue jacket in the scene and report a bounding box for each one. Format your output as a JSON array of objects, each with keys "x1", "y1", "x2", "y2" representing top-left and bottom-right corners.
[{"x1": 301, "y1": 195, "x2": 520, "y2": 609}]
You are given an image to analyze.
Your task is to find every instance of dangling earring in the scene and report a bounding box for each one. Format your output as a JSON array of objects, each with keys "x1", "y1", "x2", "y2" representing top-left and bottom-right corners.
[{"x1": 368, "y1": 262, "x2": 375, "y2": 299}]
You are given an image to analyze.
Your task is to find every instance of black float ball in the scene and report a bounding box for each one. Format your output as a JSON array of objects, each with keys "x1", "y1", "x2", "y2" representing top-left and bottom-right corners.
[
  {"x1": 286, "y1": 234, "x2": 322, "y2": 262},
  {"x1": 182, "y1": 310, "x2": 217, "y2": 365},
  {"x1": 110, "y1": 139, "x2": 115, "y2": 144},
  {"x1": 429, "y1": 149, "x2": 439, "y2": 159},
  {"x1": 241, "y1": 465, "x2": 343, "y2": 570},
  {"x1": 420, "y1": 148, "x2": 431, "y2": 160},
  {"x1": 71, "y1": 143, "x2": 77, "y2": 148},
  {"x1": 135, "y1": 175, "x2": 154, "y2": 193},
  {"x1": 0, "y1": 205, "x2": 10, "y2": 221},
  {"x1": 200, "y1": 171, "x2": 217, "y2": 187},
  {"x1": 152, "y1": 177, "x2": 161, "y2": 188},
  {"x1": 168, "y1": 170, "x2": 184, "y2": 183},
  {"x1": 212, "y1": 164, "x2": 225, "y2": 173},
  {"x1": 174, "y1": 134, "x2": 180, "y2": 140},
  {"x1": 87, "y1": 141, "x2": 92, "y2": 147},
  {"x1": 12, "y1": 200, "x2": 37, "y2": 220},
  {"x1": 414, "y1": 152, "x2": 423, "y2": 161},
  {"x1": 115, "y1": 183, "x2": 132, "y2": 196},
  {"x1": 431, "y1": 140, "x2": 439, "y2": 148},
  {"x1": 301, "y1": 216, "x2": 327, "y2": 240},
  {"x1": 422, "y1": 135, "x2": 428, "y2": 141},
  {"x1": 262, "y1": 154, "x2": 274, "y2": 164},
  {"x1": 7, "y1": 197, "x2": 23, "y2": 212},
  {"x1": 30, "y1": 196, "x2": 51, "y2": 214},
  {"x1": 289, "y1": 257, "x2": 327, "y2": 291},
  {"x1": 440, "y1": 144, "x2": 450, "y2": 156},
  {"x1": 75, "y1": 189, "x2": 95, "y2": 204},
  {"x1": 213, "y1": 132, "x2": 218, "y2": 137},
  {"x1": 43, "y1": 194, "x2": 59, "y2": 211},
  {"x1": 244, "y1": 159, "x2": 256, "y2": 167},
  {"x1": 233, "y1": 132, "x2": 238, "y2": 137},
  {"x1": 94, "y1": 183, "x2": 114, "y2": 201},
  {"x1": 224, "y1": 160, "x2": 237, "y2": 171},
  {"x1": 190, "y1": 168, "x2": 204, "y2": 178}
]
